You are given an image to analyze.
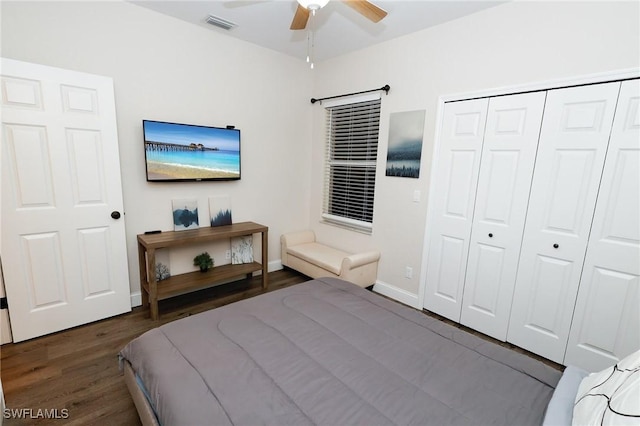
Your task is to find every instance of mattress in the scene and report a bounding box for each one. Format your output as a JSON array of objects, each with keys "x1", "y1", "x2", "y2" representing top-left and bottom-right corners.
[
  {"x1": 119, "y1": 277, "x2": 561, "y2": 425},
  {"x1": 542, "y1": 365, "x2": 589, "y2": 426}
]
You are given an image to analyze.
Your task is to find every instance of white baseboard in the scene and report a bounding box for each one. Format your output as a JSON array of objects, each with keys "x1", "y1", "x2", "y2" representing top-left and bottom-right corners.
[
  {"x1": 130, "y1": 291, "x2": 142, "y2": 308},
  {"x1": 129, "y1": 261, "x2": 285, "y2": 308},
  {"x1": 268, "y1": 260, "x2": 283, "y2": 272},
  {"x1": 0, "y1": 309, "x2": 12, "y2": 345},
  {"x1": 372, "y1": 281, "x2": 420, "y2": 309}
]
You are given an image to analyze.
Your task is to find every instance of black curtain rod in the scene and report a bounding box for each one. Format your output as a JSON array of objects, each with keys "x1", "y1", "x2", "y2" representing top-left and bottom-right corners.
[{"x1": 310, "y1": 84, "x2": 390, "y2": 104}]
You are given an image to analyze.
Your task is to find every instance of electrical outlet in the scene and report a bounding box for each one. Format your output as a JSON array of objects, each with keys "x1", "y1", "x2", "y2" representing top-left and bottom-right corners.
[
  {"x1": 405, "y1": 266, "x2": 413, "y2": 279},
  {"x1": 225, "y1": 250, "x2": 231, "y2": 260}
]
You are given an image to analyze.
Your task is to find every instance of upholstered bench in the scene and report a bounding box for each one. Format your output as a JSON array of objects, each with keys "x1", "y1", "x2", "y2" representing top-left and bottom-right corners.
[{"x1": 280, "y1": 230, "x2": 380, "y2": 288}]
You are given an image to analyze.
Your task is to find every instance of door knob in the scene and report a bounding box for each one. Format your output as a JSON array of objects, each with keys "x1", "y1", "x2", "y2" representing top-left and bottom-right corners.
[
  {"x1": 111, "y1": 211, "x2": 121, "y2": 220},
  {"x1": 488, "y1": 233, "x2": 493, "y2": 238},
  {"x1": 553, "y1": 243, "x2": 559, "y2": 249}
]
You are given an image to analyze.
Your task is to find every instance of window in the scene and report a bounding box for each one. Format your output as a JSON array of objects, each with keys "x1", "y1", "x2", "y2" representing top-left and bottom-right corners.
[{"x1": 323, "y1": 95, "x2": 381, "y2": 233}]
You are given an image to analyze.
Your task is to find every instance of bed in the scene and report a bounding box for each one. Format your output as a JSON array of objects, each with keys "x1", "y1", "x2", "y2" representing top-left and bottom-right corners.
[
  {"x1": 119, "y1": 277, "x2": 563, "y2": 426},
  {"x1": 543, "y1": 352, "x2": 639, "y2": 426}
]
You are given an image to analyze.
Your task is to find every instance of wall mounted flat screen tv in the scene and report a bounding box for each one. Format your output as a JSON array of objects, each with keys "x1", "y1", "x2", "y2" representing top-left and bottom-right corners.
[{"x1": 143, "y1": 120, "x2": 241, "y2": 182}]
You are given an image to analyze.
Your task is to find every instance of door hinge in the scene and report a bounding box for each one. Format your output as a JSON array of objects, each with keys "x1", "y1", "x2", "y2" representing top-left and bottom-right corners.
[{"x1": 0, "y1": 297, "x2": 7, "y2": 310}]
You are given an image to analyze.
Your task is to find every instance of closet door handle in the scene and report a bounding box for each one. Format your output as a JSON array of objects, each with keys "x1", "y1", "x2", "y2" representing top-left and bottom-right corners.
[
  {"x1": 553, "y1": 243, "x2": 559, "y2": 249},
  {"x1": 488, "y1": 233, "x2": 493, "y2": 238}
]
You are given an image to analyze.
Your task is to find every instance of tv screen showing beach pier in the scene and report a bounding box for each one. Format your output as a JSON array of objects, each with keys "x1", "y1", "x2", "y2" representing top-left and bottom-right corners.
[{"x1": 143, "y1": 120, "x2": 241, "y2": 181}]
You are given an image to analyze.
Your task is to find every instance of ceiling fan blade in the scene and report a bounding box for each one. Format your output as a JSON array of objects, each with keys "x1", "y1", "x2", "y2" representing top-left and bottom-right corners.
[
  {"x1": 343, "y1": 0, "x2": 387, "y2": 23},
  {"x1": 290, "y1": 4, "x2": 310, "y2": 30}
]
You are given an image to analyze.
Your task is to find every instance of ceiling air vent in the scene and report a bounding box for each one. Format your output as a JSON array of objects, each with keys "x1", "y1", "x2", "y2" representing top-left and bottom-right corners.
[{"x1": 205, "y1": 14, "x2": 238, "y2": 31}]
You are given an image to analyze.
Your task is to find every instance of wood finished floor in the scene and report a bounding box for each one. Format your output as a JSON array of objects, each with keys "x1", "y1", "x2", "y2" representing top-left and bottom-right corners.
[{"x1": 1, "y1": 269, "x2": 561, "y2": 425}]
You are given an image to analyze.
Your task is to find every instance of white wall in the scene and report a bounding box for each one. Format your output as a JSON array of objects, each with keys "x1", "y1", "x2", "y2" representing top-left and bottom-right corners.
[
  {"x1": 1, "y1": 1, "x2": 313, "y2": 300},
  {"x1": 309, "y1": 1, "x2": 640, "y2": 306},
  {"x1": 2, "y1": 1, "x2": 639, "y2": 310}
]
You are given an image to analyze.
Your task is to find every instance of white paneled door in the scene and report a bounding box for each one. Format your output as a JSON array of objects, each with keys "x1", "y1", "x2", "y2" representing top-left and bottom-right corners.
[
  {"x1": 423, "y1": 99, "x2": 488, "y2": 321},
  {"x1": 507, "y1": 82, "x2": 621, "y2": 363},
  {"x1": 1, "y1": 58, "x2": 131, "y2": 342},
  {"x1": 460, "y1": 92, "x2": 546, "y2": 341},
  {"x1": 564, "y1": 79, "x2": 640, "y2": 372}
]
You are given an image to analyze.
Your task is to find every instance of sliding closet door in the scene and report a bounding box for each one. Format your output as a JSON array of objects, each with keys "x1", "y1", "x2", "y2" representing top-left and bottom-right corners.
[
  {"x1": 460, "y1": 92, "x2": 545, "y2": 341},
  {"x1": 507, "y1": 82, "x2": 621, "y2": 363},
  {"x1": 564, "y1": 79, "x2": 640, "y2": 372},
  {"x1": 423, "y1": 99, "x2": 488, "y2": 321}
]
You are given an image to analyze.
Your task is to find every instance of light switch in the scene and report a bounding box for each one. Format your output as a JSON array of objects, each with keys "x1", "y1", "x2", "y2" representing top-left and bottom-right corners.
[{"x1": 413, "y1": 190, "x2": 421, "y2": 202}]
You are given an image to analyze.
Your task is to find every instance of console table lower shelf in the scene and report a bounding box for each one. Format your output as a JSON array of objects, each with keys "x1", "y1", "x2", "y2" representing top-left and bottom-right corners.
[{"x1": 141, "y1": 262, "x2": 264, "y2": 303}]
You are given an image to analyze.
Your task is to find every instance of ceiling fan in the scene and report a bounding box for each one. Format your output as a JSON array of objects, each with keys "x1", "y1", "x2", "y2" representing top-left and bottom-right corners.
[{"x1": 290, "y1": 0, "x2": 387, "y2": 30}]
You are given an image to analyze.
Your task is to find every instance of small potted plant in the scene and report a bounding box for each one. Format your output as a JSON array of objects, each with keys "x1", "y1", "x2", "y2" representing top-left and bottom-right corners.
[{"x1": 193, "y1": 252, "x2": 214, "y2": 272}]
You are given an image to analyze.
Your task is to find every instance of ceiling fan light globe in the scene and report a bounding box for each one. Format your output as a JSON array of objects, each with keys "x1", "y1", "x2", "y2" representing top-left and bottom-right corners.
[{"x1": 297, "y1": 0, "x2": 330, "y2": 11}]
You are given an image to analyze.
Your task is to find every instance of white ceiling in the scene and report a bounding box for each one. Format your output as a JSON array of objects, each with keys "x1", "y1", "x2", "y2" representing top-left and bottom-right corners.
[{"x1": 131, "y1": 0, "x2": 505, "y2": 63}]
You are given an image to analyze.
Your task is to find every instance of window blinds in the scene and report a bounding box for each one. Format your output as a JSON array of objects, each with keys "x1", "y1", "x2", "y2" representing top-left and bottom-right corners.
[{"x1": 323, "y1": 98, "x2": 381, "y2": 233}]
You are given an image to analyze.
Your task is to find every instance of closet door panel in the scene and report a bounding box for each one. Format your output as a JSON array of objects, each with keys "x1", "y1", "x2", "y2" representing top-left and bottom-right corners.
[
  {"x1": 424, "y1": 99, "x2": 488, "y2": 321},
  {"x1": 565, "y1": 79, "x2": 640, "y2": 371},
  {"x1": 507, "y1": 82, "x2": 621, "y2": 363},
  {"x1": 460, "y1": 92, "x2": 546, "y2": 340}
]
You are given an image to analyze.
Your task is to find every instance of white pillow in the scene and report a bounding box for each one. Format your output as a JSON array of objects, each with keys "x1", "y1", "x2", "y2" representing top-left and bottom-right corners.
[{"x1": 572, "y1": 349, "x2": 640, "y2": 425}]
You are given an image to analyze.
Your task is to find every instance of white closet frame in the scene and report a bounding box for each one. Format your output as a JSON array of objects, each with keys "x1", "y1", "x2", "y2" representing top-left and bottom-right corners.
[{"x1": 418, "y1": 68, "x2": 639, "y2": 313}]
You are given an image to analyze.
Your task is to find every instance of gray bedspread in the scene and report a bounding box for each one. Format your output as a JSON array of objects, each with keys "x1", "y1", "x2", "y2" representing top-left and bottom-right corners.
[{"x1": 120, "y1": 277, "x2": 561, "y2": 426}]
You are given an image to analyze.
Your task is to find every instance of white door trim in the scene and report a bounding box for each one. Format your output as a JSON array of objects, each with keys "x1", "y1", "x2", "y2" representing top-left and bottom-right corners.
[
  {"x1": 438, "y1": 68, "x2": 640, "y2": 103},
  {"x1": 419, "y1": 68, "x2": 640, "y2": 311}
]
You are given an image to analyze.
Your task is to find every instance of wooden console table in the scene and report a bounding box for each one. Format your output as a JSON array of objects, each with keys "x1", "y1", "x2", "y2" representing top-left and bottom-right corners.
[{"x1": 137, "y1": 221, "x2": 268, "y2": 320}]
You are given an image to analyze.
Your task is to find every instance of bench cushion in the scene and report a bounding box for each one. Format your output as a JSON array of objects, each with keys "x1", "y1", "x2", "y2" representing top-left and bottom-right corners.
[{"x1": 287, "y1": 242, "x2": 350, "y2": 275}]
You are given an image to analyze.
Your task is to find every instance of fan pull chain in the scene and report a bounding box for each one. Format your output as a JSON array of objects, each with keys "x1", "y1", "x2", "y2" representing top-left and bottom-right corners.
[
  {"x1": 306, "y1": 29, "x2": 312, "y2": 65},
  {"x1": 308, "y1": 9, "x2": 316, "y2": 69}
]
